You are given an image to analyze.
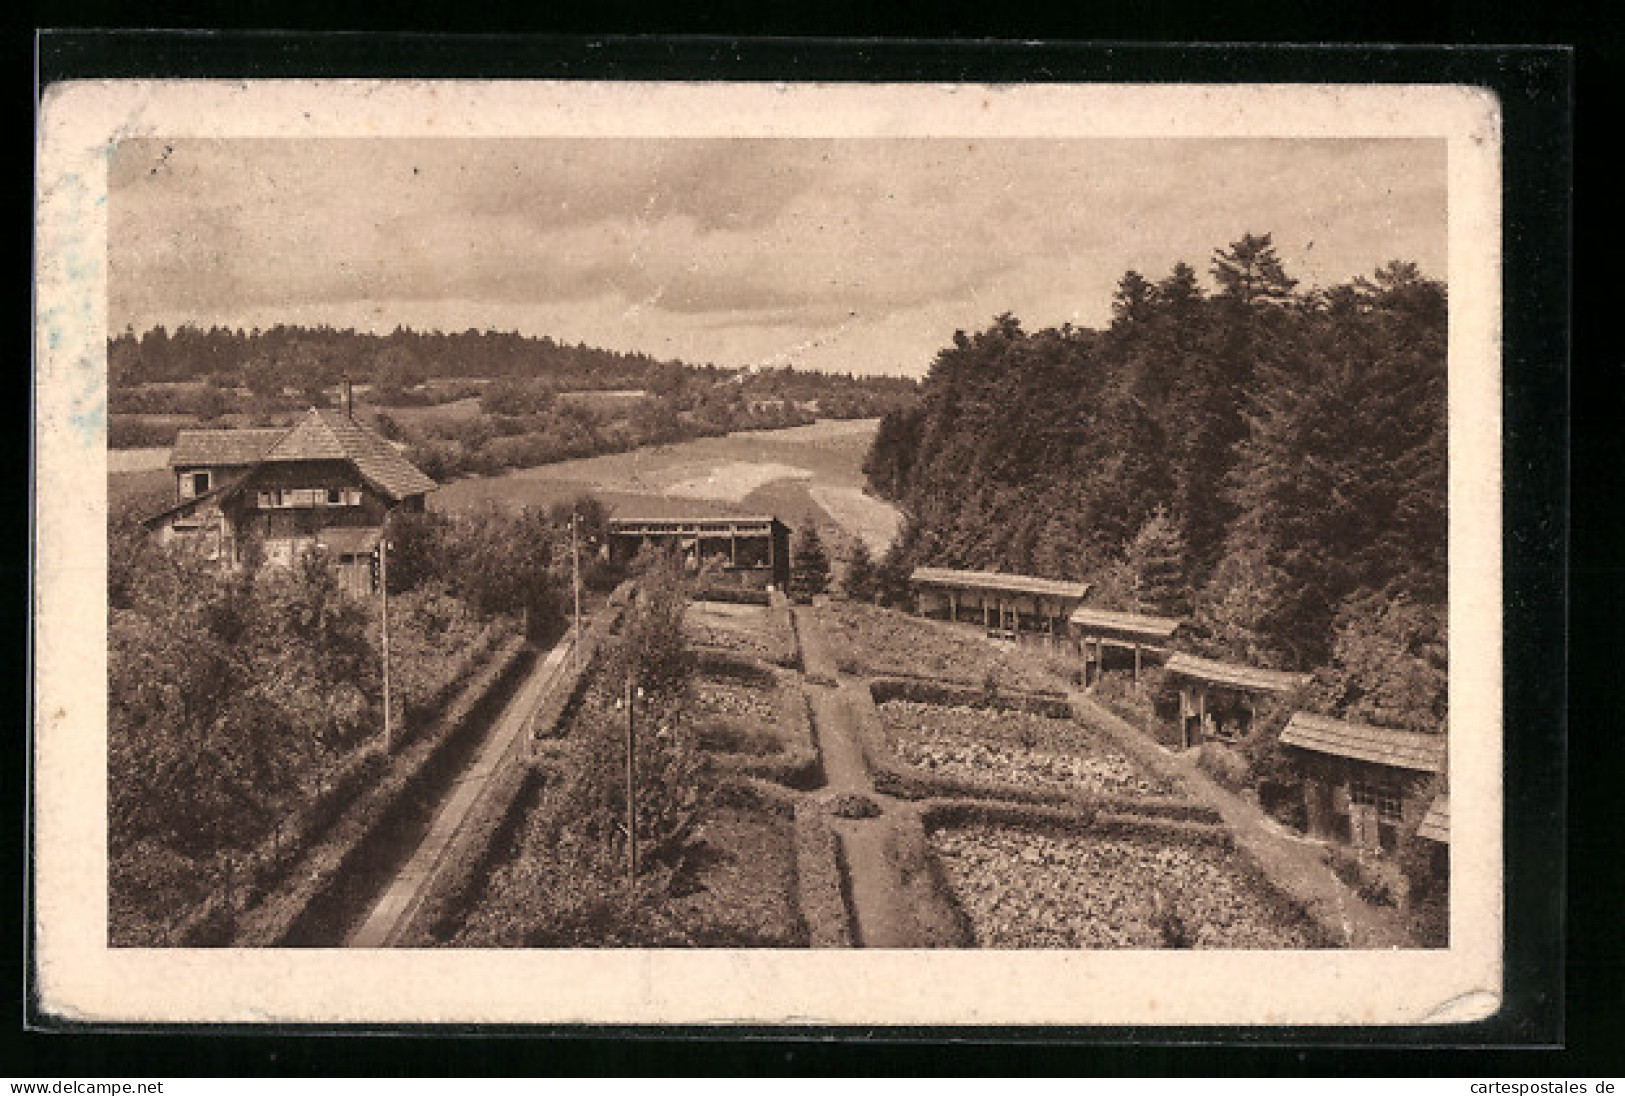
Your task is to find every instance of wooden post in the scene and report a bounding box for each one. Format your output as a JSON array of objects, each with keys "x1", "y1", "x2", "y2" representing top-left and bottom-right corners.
[
  {"x1": 572, "y1": 513, "x2": 582, "y2": 668},
  {"x1": 625, "y1": 674, "x2": 637, "y2": 899},
  {"x1": 1133, "y1": 643, "x2": 1142, "y2": 686},
  {"x1": 1197, "y1": 688, "x2": 1206, "y2": 746},
  {"x1": 983, "y1": 600, "x2": 990, "y2": 630},
  {"x1": 380, "y1": 532, "x2": 392, "y2": 754}
]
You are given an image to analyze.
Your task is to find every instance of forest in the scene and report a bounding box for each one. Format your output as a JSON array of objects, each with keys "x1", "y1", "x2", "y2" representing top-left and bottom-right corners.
[
  {"x1": 107, "y1": 323, "x2": 919, "y2": 477},
  {"x1": 862, "y1": 234, "x2": 1447, "y2": 735}
]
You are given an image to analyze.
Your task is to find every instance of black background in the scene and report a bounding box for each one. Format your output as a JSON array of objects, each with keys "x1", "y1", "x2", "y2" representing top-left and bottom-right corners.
[{"x1": 9, "y1": 5, "x2": 1602, "y2": 1078}]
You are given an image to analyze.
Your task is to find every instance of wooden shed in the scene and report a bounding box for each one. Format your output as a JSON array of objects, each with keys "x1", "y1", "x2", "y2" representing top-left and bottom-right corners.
[
  {"x1": 1279, "y1": 712, "x2": 1447, "y2": 853},
  {"x1": 909, "y1": 567, "x2": 1091, "y2": 647},
  {"x1": 1163, "y1": 652, "x2": 1310, "y2": 748},
  {"x1": 1068, "y1": 606, "x2": 1183, "y2": 688},
  {"x1": 607, "y1": 515, "x2": 791, "y2": 591}
]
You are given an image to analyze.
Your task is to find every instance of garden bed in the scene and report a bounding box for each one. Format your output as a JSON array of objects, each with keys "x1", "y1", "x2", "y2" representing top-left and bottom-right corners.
[
  {"x1": 691, "y1": 654, "x2": 821, "y2": 790},
  {"x1": 928, "y1": 821, "x2": 1329, "y2": 949},
  {"x1": 685, "y1": 599, "x2": 783, "y2": 664},
  {"x1": 818, "y1": 602, "x2": 1060, "y2": 693},
  {"x1": 453, "y1": 776, "x2": 808, "y2": 948},
  {"x1": 877, "y1": 698, "x2": 1173, "y2": 799}
]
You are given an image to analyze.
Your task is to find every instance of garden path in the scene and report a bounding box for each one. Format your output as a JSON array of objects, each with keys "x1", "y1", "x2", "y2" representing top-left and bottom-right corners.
[
  {"x1": 1069, "y1": 691, "x2": 1413, "y2": 949},
  {"x1": 794, "y1": 603, "x2": 963, "y2": 947},
  {"x1": 345, "y1": 629, "x2": 578, "y2": 947}
]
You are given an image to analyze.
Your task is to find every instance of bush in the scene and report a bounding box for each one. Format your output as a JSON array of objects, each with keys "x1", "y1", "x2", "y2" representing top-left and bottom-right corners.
[
  {"x1": 1195, "y1": 742, "x2": 1251, "y2": 791},
  {"x1": 792, "y1": 801, "x2": 854, "y2": 947}
]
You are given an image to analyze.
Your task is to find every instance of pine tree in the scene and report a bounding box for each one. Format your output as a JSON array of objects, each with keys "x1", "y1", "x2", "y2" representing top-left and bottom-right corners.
[
  {"x1": 789, "y1": 526, "x2": 832, "y2": 603},
  {"x1": 874, "y1": 538, "x2": 914, "y2": 609},
  {"x1": 1125, "y1": 506, "x2": 1190, "y2": 616},
  {"x1": 843, "y1": 540, "x2": 878, "y2": 603}
]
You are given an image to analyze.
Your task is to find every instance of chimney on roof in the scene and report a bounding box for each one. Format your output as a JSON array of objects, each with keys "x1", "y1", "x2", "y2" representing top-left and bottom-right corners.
[{"x1": 342, "y1": 374, "x2": 353, "y2": 419}]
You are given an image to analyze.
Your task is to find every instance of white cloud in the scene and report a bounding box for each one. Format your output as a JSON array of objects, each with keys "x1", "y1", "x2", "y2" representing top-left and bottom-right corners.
[{"x1": 110, "y1": 138, "x2": 1446, "y2": 376}]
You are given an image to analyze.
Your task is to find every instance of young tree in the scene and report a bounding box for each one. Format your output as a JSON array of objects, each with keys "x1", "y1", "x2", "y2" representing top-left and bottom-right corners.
[
  {"x1": 1124, "y1": 506, "x2": 1190, "y2": 617},
  {"x1": 788, "y1": 525, "x2": 832, "y2": 603},
  {"x1": 874, "y1": 538, "x2": 914, "y2": 609},
  {"x1": 842, "y1": 540, "x2": 878, "y2": 603}
]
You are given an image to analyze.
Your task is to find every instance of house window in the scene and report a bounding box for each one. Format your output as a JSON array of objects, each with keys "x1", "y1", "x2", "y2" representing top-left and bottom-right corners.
[
  {"x1": 1349, "y1": 778, "x2": 1404, "y2": 823},
  {"x1": 327, "y1": 487, "x2": 343, "y2": 505},
  {"x1": 192, "y1": 471, "x2": 211, "y2": 496}
]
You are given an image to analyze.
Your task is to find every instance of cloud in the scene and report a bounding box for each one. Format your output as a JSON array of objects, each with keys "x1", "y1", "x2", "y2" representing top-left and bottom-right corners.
[{"x1": 109, "y1": 137, "x2": 1446, "y2": 374}]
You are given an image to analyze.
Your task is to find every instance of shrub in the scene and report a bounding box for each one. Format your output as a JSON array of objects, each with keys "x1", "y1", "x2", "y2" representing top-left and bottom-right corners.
[
  {"x1": 826, "y1": 793, "x2": 882, "y2": 820},
  {"x1": 1195, "y1": 742, "x2": 1251, "y2": 791}
]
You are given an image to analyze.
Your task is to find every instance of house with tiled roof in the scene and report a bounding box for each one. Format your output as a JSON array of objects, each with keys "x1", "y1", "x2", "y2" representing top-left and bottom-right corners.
[
  {"x1": 1279, "y1": 711, "x2": 1446, "y2": 854},
  {"x1": 144, "y1": 390, "x2": 435, "y2": 594}
]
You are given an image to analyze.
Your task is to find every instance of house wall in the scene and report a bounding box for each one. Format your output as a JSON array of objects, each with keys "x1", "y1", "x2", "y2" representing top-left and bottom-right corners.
[
  {"x1": 1295, "y1": 752, "x2": 1431, "y2": 853},
  {"x1": 609, "y1": 525, "x2": 788, "y2": 590}
]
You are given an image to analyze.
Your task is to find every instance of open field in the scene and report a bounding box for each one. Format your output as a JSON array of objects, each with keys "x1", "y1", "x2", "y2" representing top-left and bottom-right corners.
[
  {"x1": 433, "y1": 419, "x2": 899, "y2": 551},
  {"x1": 929, "y1": 823, "x2": 1326, "y2": 949}
]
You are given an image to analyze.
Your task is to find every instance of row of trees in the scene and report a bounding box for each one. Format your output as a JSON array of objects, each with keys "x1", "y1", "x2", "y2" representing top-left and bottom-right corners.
[
  {"x1": 863, "y1": 235, "x2": 1447, "y2": 733},
  {"x1": 108, "y1": 324, "x2": 917, "y2": 420}
]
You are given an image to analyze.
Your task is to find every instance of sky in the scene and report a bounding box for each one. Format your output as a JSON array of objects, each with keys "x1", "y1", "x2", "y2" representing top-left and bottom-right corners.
[{"x1": 109, "y1": 138, "x2": 1446, "y2": 377}]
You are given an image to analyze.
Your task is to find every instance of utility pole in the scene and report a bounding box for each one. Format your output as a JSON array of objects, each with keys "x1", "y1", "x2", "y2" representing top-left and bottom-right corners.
[
  {"x1": 379, "y1": 532, "x2": 392, "y2": 754},
  {"x1": 572, "y1": 511, "x2": 582, "y2": 669},
  {"x1": 624, "y1": 672, "x2": 637, "y2": 899}
]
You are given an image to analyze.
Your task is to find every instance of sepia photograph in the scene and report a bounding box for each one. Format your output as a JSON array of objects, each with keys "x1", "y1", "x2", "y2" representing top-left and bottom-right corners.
[{"x1": 33, "y1": 79, "x2": 1504, "y2": 1025}]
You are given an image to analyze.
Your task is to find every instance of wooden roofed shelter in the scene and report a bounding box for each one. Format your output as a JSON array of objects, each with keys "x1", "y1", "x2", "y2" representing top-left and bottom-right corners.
[
  {"x1": 1279, "y1": 712, "x2": 1447, "y2": 854},
  {"x1": 909, "y1": 567, "x2": 1091, "y2": 647},
  {"x1": 607, "y1": 515, "x2": 791, "y2": 591},
  {"x1": 143, "y1": 396, "x2": 437, "y2": 597},
  {"x1": 1068, "y1": 606, "x2": 1184, "y2": 689},
  {"x1": 1163, "y1": 652, "x2": 1310, "y2": 749}
]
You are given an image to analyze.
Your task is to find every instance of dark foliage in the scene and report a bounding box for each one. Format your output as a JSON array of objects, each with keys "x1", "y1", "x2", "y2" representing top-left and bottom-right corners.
[{"x1": 865, "y1": 238, "x2": 1446, "y2": 734}]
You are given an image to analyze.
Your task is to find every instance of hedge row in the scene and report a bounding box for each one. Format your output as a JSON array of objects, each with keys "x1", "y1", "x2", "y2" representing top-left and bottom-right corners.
[
  {"x1": 876, "y1": 806, "x2": 974, "y2": 948},
  {"x1": 162, "y1": 628, "x2": 513, "y2": 946},
  {"x1": 229, "y1": 636, "x2": 533, "y2": 946},
  {"x1": 791, "y1": 799, "x2": 855, "y2": 947},
  {"x1": 390, "y1": 589, "x2": 633, "y2": 945},
  {"x1": 166, "y1": 743, "x2": 389, "y2": 946},
  {"x1": 918, "y1": 797, "x2": 1237, "y2": 848},
  {"x1": 399, "y1": 622, "x2": 510, "y2": 747},
  {"x1": 694, "y1": 585, "x2": 771, "y2": 607},
  {"x1": 868, "y1": 674, "x2": 1071, "y2": 718},
  {"x1": 766, "y1": 590, "x2": 802, "y2": 671},
  {"x1": 845, "y1": 679, "x2": 1218, "y2": 825}
]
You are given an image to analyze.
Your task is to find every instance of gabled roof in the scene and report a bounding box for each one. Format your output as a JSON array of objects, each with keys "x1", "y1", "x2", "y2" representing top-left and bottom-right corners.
[
  {"x1": 169, "y1": 427, "x2": 287, "y2": 468},
  {"x1": 1280, "y1": 712, "x2": 1446, "y2": 774},
  {"x1": 1164, "y1": 652, "x2": 1311, "y2": 694},
  {"x1": 261, "y1": 409, "x2": 437, "y2": 502},
  {"x1": 910, "y1": 566, "x2": 1091, "y2": 601},
  {"x1": 1068, "y1": 605, "x2": 1184, "y2": 641},
  {"x1": 140, "y1": 471, "x2": 254, "y2": 529},
  {"x1": 1416, "y1": 793, "x2": 1449, "y2": 844}
]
